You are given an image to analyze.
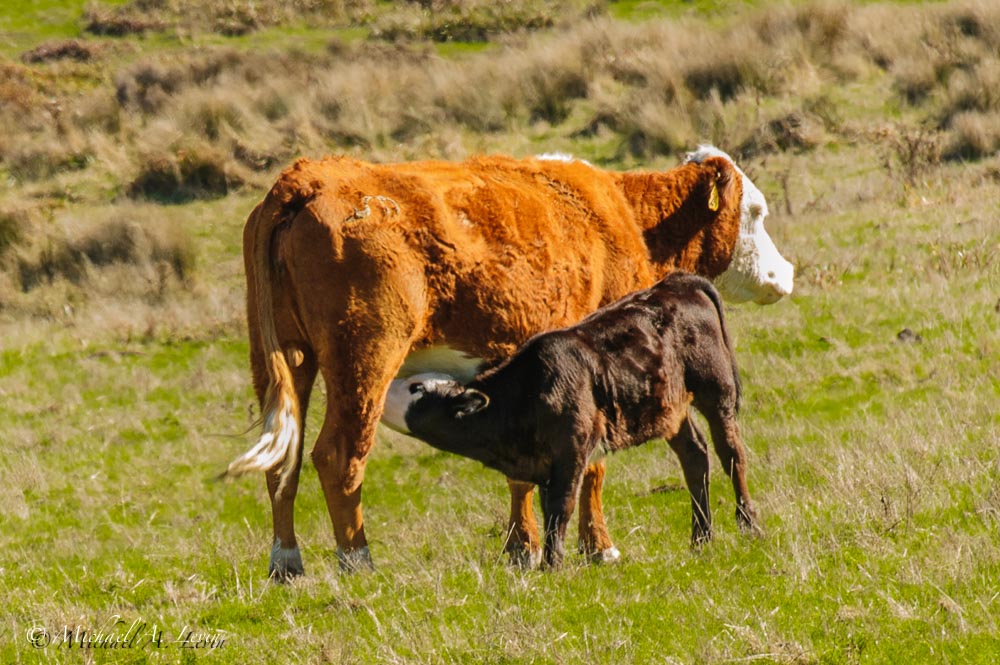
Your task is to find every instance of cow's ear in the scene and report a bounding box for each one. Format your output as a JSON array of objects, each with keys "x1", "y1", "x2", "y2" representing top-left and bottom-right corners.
[{"x1": 454, "y1": 389, "x2": 489, "y2": 418}]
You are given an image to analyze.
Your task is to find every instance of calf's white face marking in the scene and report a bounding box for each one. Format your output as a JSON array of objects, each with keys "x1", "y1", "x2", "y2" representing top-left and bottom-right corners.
[
  {"x1": 382, "y1": 371, "x2": 460, "y2": 434},
  {"x1": 684, "y1": 146, "x2": 794, "y2": 304}
]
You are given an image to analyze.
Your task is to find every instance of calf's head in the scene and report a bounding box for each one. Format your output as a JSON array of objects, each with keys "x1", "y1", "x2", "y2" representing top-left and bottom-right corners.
[
  {"x1": 685, "y1": 146, "x2": 794, "y2": 305},
  {"x1": 382, "y1": 372, "x2": 488, "y2": 437}
]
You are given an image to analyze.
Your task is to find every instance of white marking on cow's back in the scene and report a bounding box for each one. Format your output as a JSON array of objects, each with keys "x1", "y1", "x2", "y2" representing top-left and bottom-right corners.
[{"x1": 536, "y1": 152, "x2": 594, "y2": 166}]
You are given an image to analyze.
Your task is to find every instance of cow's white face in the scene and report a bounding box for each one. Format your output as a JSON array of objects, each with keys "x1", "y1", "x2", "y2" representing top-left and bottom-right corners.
[{"x1": 685, "y1": 146, "x2": 794, "y2": 305}]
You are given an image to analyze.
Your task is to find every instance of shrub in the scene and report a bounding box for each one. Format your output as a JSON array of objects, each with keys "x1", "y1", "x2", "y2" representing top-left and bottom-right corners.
[
  {"x1": 941, "y1": 58, "x2": 1000, "y2": 120},
  {"x1": 5, "y1": 141, "x2": 92, "y2": 182},
  {"x1": 892, "y1": 56, "x2": 938, "y2": 106},
  {"x1": 127, "y1": 147, "x2": 236, "y2": 202},
  {"x1": 943, "y1": 111, "x2": 1000, "y2": 161},
  {"x1": 878, "y1": 124, "x2": 943, "y2": 185},
  {"x1": 369, "y1": 0, "x2": 569, "y2": 43},
  {"x1": 738, "y1": 111, "x2": 825, "y2": 158},
  {"x1": 16, "y1": 214, "x2": 195, "y2": 293},
  {"x1": 86, "y1": 0, "x2": 372, "y2": 38},
  {"x1": 21, "y1": 40, "x2": 98, "y2": 64},
  {"x1": 0, "y1": 64, "x2": 42, "y2": 115},
  {"x1": 0, "y1": 210, "x2": 25, "y2": 259},
  {"x1": 83, "y1": 4, "x2": 165, "y2": 36}
]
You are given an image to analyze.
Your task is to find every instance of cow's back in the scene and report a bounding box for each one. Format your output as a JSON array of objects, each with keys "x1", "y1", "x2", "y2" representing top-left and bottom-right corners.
[{"x1": 264, "y1": 155, "x2": 657, "y2": 360}]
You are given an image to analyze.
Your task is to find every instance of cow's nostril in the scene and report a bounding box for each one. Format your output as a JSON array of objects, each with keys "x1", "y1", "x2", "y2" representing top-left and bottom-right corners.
[{"x1": 767, "y1": 271, "x2": 776, "y2": 279}]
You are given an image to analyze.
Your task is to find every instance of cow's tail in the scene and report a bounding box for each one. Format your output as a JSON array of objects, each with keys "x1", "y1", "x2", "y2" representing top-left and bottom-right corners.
[
  {"x1": 224, "y1": 165, "x2": 316, "y2": 496},
  {"x1": 699, "y1": 278, "x2": 742, "y2": 413}
]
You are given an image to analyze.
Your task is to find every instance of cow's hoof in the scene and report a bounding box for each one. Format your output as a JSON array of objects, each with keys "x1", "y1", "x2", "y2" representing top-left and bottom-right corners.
[
  {"x1": 506, "y1": 545, "x2": 543, "y2": 570},
  {"x1": 590, "y1": 546, "x2": 621, "y2": 564},
  {"x1": 337, "y1": 546, "x2": 374, "y2": 573},
  {"x1": 269, "y1": 541, "x2": 305, "y2": 582}
]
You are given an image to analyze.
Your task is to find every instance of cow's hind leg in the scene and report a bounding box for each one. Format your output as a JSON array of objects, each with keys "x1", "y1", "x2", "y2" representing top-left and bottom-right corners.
[
  {"x1": 311, "y1": 340, "x2": 413, "y2": 572},
  {"x1": 309, "y1": 286, "x2": 422, "y2": 571},
  {"x1": 265, "y1": 345, "x2": 318, "y2": 580},
  {"x1": 667, "y1": 417, "x2": 712, "y2": 545},
  {"x1": 508, "y1": 462, "x2": 620, "y2": 567},
  {"x1": 577, "y1": 461, "x2": 620, "y2": 563}
]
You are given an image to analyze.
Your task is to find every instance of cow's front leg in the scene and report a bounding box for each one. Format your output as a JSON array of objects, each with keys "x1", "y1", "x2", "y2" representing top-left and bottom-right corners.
[
  {"x1": 505, "y1": 479, "x2": 542, "y2": 569},
  {"x1": 577, "y1": 460, "x2": 620, "y2": 563}
]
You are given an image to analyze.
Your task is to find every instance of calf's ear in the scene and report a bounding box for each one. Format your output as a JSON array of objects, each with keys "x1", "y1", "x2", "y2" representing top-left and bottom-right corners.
[{"x1": 454, "y1": 389, "x2": 489, "y2": 418}]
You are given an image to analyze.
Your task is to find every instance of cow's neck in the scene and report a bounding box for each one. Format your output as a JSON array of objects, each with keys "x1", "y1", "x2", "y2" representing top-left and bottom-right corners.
[{"x1": 616, "y1": 166, "x2": 740, "y2": 280}]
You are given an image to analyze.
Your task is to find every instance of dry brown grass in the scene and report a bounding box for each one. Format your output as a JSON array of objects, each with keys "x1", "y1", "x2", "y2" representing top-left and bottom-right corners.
[
  {"x1": 0, "y1": 203, "x2": 195, "y2": 320},
  {"x1": 3, "y1": 0, "x2": 1000, "y2": 328},
  {"x1": 84, "y1": 0, "x2": 370, "y2": 38},
  {"x1": 7, "y1": 0, "x2": 1000, "y2": 207}
]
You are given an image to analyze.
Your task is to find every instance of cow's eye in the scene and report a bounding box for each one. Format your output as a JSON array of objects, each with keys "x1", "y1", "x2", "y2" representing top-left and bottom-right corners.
[{"x1": 748, "y1": 204, "x2": 763, "y2": 219}]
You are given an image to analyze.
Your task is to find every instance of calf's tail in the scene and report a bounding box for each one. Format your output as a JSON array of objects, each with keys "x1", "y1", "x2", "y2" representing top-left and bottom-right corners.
[{"x1": 699, "y1": 279, "x2": 742, "y2": 413}]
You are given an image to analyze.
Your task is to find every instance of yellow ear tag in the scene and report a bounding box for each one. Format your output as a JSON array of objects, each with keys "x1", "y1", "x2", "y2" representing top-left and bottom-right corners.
[{"x1": 708, "y1": 182, "x2": 719, "y2": 212}]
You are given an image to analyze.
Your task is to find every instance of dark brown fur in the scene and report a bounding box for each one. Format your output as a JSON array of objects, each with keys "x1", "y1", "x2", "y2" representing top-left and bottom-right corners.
[{"x1": 404, "y1": 273, "x2": 758, "y2": 566}]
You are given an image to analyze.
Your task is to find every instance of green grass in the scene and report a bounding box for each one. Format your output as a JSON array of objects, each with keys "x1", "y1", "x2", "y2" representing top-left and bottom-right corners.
[
  {"x1": 0, "y1": 0, "x2": 129, "y2": 54},
  {"x1": 3, "y1": 153, "x2": 998, "y2": 662},
  {"x1": 2, "y1": 0, "x2": 1000, "y2": 662}
]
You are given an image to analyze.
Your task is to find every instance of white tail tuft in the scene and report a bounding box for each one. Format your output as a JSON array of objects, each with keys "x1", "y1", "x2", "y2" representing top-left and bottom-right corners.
[{"x1": 226, "y1": 392, "x2": 300, "y2": 496}]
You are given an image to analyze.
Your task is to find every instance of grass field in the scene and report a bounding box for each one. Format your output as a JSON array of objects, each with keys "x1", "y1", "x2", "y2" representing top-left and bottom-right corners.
[{"x1": 2, "y1": 0, "x2": 999, "y2": 662}]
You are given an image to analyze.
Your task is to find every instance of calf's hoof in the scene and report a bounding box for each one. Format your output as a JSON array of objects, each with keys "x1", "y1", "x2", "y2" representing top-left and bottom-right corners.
[
  {"x1": 736, "y1": 506, "x2": 763, "y2": 537},
  {"x1": 269, "y1": 541, "x2": 305, "y2": 582},
  {"x1": 337, "y1": 546, "x2": 374, "y2": 573},
  {"x1": 690, "y1": 526, "x2": 713, "y2": 549},
  {"x1": 506, "y1": 544, "x2": 543, "y2": 570},
  {"x1": 589, "y1": 546, "x2": 621, "y2": 564}
]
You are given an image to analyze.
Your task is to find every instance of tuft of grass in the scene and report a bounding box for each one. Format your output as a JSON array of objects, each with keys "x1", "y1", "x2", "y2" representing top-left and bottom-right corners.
[
  {"x1": 942, "y1": 111, "x2": 1000, "y2": 161},
  {"x1": 368, "y1": 0, "x2": 572, "y2": 43},
  {"x1": 13, "y1": 209, "x2": 195, "y2": 295},
  {"x1": 128, "y1": 145, "x2": 239, "y2": 202},
  {"x1": 20, "y1": 38, "x2": 98, "y2": 63}
]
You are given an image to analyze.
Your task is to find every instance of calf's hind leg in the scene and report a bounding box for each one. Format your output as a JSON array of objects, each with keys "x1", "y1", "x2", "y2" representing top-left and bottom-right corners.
[
  {"x1": 667, "y1": 417, "x2": 712, "y2": 545},
  {"x1": 701, "y1": 405, "x2": 759, "y2": 533}
]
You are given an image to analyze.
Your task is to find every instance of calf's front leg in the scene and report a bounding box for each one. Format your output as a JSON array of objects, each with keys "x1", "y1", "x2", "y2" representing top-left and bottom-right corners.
[{"x1": 540, "y1": 465, "x2": 583, "y2": 568}]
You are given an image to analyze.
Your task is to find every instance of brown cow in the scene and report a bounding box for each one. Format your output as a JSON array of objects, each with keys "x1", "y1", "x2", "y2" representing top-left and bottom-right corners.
[
  {"x1": 225, "y1": 148, "x2": 792, "y2": 578},
  {"x1": 393, "y1": 272, "x2": 757, "y2": 567}
]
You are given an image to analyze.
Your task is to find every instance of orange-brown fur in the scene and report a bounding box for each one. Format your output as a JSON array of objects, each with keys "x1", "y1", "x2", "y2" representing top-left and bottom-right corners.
[{"x1": 240, "y1": 154, "x2": 741, "y2": 572}]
